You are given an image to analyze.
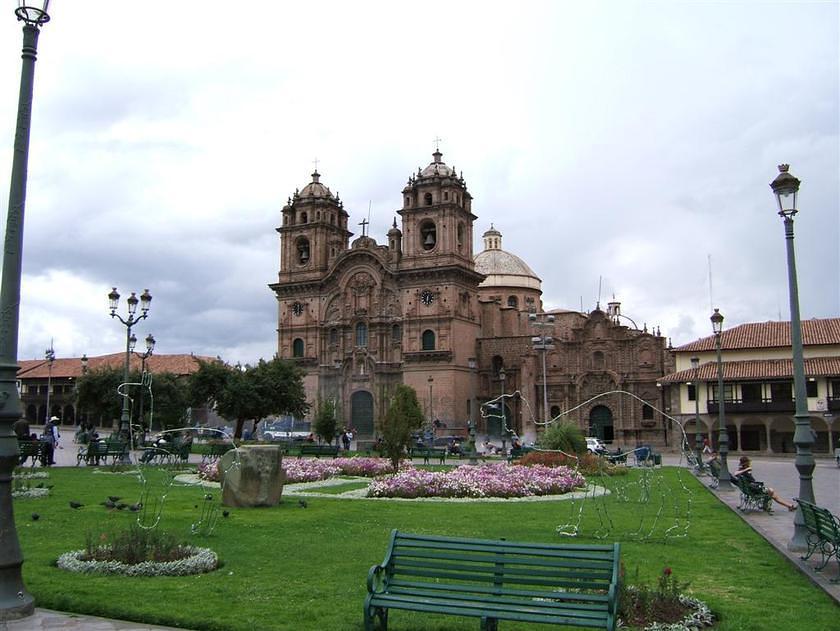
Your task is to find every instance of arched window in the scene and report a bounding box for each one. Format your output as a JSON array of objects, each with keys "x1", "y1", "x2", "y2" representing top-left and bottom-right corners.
[
  {"x1": 642, "y1": 403, "x2": 654, "y2": 420},
  {"x1": 296, "y1": 237, "x2": 310, "y2": 265},
  {"x1": 444, "y1": 191, "x2": 449, "y2": 200},
  {"x1": 507, "y1": 296, "x2": 518, "y2": 309},
  {"x1": 329, "y1": 328, "x2": 338, "y2": 345},
  {"x1": 420, "y1": 220, "x2": 436, "y2": 251},
  {"x1": 405, "y1": 196, "x2": 411, "y2": 207},
  {"x1": 292, "y1": 338, "x2": 304, "y2": 357},
  {"x1": 550, "y1": 405, "x2": 561, "y2": 419},
  {"x1": 491, "y1": 355, "x2": 504, "y2": 376},
  {"x1": 421, "y1": 329, "x2": 435, "y2": 351},
  {"x1": 424, "y1": 192, "x2": 433, "y2": 206},
  {"x1": 593, "y1": 351, "x2": 605, "y2": 370},
  {"x1": 391, "y1": 324, "x2": 401, "y2": 342},
  {"x1": 457, "y1": 222, "x2": 464, "y2": 251},
  {"x1": 355, "y1": 322, "x2": 368, "y2": 347},
  {"x1": 300, "y1": 211, "x2": 308, "y2": 223}
]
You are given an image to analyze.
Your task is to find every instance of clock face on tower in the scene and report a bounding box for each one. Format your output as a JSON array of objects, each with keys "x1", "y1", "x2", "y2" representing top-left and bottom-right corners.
[
  {"x1": 292, "y1": 302, "x2": 305, "y2": 316},
  {"x1": 420, "y1": 290, "x2": 435, "y2": 306}
]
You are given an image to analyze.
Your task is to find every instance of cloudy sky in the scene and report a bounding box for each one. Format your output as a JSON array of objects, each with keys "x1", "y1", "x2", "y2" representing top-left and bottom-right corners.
[{"x1": 0, "y1": 1, "x2": 837, "y2": 366}]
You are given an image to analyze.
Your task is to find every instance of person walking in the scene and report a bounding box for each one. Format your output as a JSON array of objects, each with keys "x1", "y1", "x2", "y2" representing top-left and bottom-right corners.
[{"x1": 43, "y1": 416, "x2": 60, "y2": 465}]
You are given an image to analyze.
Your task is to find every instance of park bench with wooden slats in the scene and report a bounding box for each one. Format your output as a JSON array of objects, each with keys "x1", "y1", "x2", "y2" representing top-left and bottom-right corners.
[
  {"x1": 364, "y1": 530, "x2": 620, "y2": 631},
  {"x1": 797, "y1": 499, "x2": 840, "y2": 582},
  {"x1": 78, "y1": 438, "x2": 128, "y2": 466},
  {"x1": 18, "y1": 440, "x2": 48, "y2": 467},
  {"x1": 298, "y1": 444, "x2": 339, "y2": 458},
  {"x1": 733, "y1": 475, "x2": 772, "y2": 512}
]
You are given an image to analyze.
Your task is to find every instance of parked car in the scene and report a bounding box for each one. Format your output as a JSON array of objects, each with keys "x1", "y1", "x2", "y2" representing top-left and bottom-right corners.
[
  {"x1": 586, "y1": 437, "x2": 608, "y2": 455},
  {"x1": 263, "y1": 419, "x2": 311, "y2": 442}
]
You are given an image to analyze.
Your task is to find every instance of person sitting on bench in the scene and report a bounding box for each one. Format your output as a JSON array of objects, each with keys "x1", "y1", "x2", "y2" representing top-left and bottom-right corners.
[{"x1": 733, "y1": 456, "x2": 796, "y2": 511}]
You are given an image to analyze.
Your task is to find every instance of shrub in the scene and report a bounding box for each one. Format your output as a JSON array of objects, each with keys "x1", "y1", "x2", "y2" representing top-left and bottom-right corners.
[
  {"x1": 536, "y1": 422, "x2": 586, "y2": 455},
  {"x1": 619, "y1": 565, "x2": 695, "y2": 628},
  {"x1": 83, "y1": 525, "x2": 191, "y2": 565},
  {"x1": 517, "y1": 451, "x2": 627, "y2": 476},
  {"x1": 381, "y1": 385, "x2": 424, "y2": 471}
]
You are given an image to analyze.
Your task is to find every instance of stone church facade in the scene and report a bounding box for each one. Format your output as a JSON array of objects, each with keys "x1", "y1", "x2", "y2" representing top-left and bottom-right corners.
[{"x1": 269, "y1": 151, "x2": 672, "y2": 446}]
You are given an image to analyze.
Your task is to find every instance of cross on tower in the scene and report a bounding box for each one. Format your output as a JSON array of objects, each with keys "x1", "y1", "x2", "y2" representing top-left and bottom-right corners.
[
  {"x1": 312, "y1": 158, "x2": 319, "y2": 172},
  {"x1": 433, "y1": 136, "x2": 442, "y2": 152},
  {"x1": 359, "y1": 218, "x2": 369, "y2": 237}
]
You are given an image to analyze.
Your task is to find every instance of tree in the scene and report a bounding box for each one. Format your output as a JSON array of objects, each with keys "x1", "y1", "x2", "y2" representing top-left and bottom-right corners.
[
  {"x1": 187, "y1": 358, "x2": 309, "y2": 440},
  {"x1": 313, "y1": 398, "x2": 338, "y2": 445},
  {"x1": 538, "y1": 421, "x2": 586, "y2": 455},
  {"x1": 75, "y1": 367, "x2": 189, "y2": 431},
  {"x1": 381, "y1": 384, "x2": 424, "y2": 471}
]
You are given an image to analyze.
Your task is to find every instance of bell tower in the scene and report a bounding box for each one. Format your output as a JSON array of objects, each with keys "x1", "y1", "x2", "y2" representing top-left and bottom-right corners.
[
  {"x1": 397, "y1": 150, "x2": 476, "y2": 270},
  {"x1": 276, "y1": 170, "x2": 352, "y2": 284}
]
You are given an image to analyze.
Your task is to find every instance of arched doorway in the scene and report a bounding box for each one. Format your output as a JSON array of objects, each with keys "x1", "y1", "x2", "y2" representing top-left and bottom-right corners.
[
  {"x1": 589, "y1": 405, "x2": 614, "y2": 442},
  {"x1": 485, "y1": 402, "x2": 511, "y2": 438},
  {"x1": 350, "y1": 390, "x2": 374, "y2": 438}
]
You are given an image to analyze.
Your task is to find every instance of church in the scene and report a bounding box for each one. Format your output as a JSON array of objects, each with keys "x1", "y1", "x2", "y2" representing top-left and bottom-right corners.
[{"x1": 269, "y1": 151, "x2": 673, "y2": 446}]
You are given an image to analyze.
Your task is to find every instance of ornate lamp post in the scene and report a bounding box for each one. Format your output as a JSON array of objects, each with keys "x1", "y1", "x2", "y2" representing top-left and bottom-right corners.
[
  {"x1": 529, "y1": 313, "x2": 555, "y2": 423},
  {"x1": 711, "y1": 309, "x2": 732, "y2": 491},
  {"x1": 43, "y1": 342, "x2": 54, "y2": 423},
  {"x1": 131, "y1": 333, "x2": 155, "y2": 438},
  {"x1": 108, "y1": 287, "x2": 152, "y2": 442},
  {"x1": 690, "y1": 356, "x2": 703, "y2": 465},
  {"x1": 0, "y1": 2, "x2": 51, "y2": 619},
  {"x1": 499, "y1": 367, "x2": 508, "y2": 455},
  {"x1": 770, "y1": 164, "x2": 814, "y2": 551},
  {"x1": 427, "y1": 376, "x2": 434, "y2": 424}
]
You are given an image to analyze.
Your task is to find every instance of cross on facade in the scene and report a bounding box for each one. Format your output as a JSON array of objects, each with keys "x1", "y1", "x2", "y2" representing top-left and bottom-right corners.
[
  {"x1": 359, "y1": 218, "x2": 369, "y2": 236},
  {"x1": 433, "y1": 136, "x2": 442, "y2": 152}
]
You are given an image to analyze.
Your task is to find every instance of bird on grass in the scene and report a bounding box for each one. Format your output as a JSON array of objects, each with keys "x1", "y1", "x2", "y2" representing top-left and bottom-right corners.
[
  {"x1": 31, "y1": 513, "x2": 39, "y2": 521},
  {"x1": 101, "y1": 499, "x2": 116, "y2": 509},
  {"x1": 116, "y1": 503, "x2": 128, "y2": 511},
  {"x1": 298, "y1": 499, "x2": 308, "y2": 509},
  {"x1": 222, "y1": 510, "x2": 230, "y2": 518},
  {"x1": 69, "y1": 501, "x2": 83, "y2": 509},
  {"x1": 129, "y1": 503, "x2": 142, "y2": 512},
  {"x1": 108, "y1": 495, "x2": 121, "y2": 503}
]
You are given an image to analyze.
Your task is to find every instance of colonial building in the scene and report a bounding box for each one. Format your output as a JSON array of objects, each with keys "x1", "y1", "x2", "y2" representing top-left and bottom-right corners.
[
  {"x1": 17, "y1": 353, "x2": 211, "y2": 428},
  {"x1": 659, "y1": 318, "x2": 840, "y2": 454},
  {"x1": 270, "y1": 151, "x2": 672, "y2": 445}
]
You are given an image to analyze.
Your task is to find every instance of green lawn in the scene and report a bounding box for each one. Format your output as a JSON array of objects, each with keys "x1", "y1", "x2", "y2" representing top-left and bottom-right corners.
[{"x1": 12, "y1": 466, "x2": 837, "y2": 630}]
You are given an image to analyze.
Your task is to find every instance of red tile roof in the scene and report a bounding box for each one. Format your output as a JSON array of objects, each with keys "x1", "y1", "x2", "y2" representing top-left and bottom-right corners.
[
  {"x1": 17, "y1": 353, "x2": 217, "y2": 379},
  {"x1": 660, "y1": 356, "x2": 840, "y2": 383},
  {"x1": 674, "y1": 318, "x2": 840, "y2": 352}
]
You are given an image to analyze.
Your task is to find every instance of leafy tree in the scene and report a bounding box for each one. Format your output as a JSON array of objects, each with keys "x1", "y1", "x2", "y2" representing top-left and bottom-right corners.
[
  {"x1": 313, "y1": 398, "x2": 338, "y2": 445},
  {"x1": 381, "y1": 384, "x2": 424, "y2": 471},
  {"x1": 75, "y1": 367, "x2": 188, "y2": 431},
  {"x1": 538, "y1": 421, "x2": 586, "y2": 455},
  {"x1": 188, "y1": 358, "x2": 309, "y2": 439}
]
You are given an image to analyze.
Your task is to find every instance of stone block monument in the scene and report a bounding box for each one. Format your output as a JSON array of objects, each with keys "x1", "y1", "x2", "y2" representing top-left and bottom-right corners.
[{"x1": 219, "y1": 444, "x2": 285, "y2": 507}]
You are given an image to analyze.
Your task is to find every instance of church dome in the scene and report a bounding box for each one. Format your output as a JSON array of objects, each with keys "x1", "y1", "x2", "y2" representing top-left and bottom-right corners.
[
  {"x1": 299, "y1": 171, "x2": 334, "y2": 199},
  {"x1": 419, "y1": 150, "x2": 456, "y2": 178},
  {"x1": 474, "y1": 225, "x2": 541, "y2": 290}
]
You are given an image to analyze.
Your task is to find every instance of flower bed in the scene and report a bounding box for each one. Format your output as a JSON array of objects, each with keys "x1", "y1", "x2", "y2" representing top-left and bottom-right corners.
[
  {"x1": 367, "y1": 463, "x2": 585, "y2": 499},
  {"x1": 57, "y1": 546, "x2": 217, "y2": 577},
  {"x1": 279, "y1": 457, "x2": 395, "y2": 483}
]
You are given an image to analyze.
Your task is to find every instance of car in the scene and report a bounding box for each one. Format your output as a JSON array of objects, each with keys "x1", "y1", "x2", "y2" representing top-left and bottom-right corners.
[
  {"x1": 586, "y1": 437, "x2": 608, "y2": 455},
  {"x1": 263, "y1": 418, "x2": 311, "y2": 442}
]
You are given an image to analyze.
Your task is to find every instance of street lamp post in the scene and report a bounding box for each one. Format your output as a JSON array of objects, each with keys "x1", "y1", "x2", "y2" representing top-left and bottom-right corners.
[
  {"x1": 132, "y1": 334, "x2": 155, "y2": 439},
  {"x1": 529, "y1": 313, "x2": 555, "y2": 423},
  {"x1": 43, "y1": 342, "x2": 54, "y2": 423},
  {"x1": 499, "y1": 367, "x2": 507, "y2": 455},
  {"x1": 711, "y1": 309, "x2": 732, "y2": 491},
  {"x1": 108, "y1": 287, "x2": 152, "y2": 443},
  {"x1": 770, "y1": 163, "x2": 814, "y2": 551},
  {"x1": 427, "y1": 376, "x2": 434, "y2": 424},
  {"x1": 690, "y1": 356, "x2": 702, "y2": 465},
  {"x1": 0, "y1": 2, "x2": 51, "y2": 619}
]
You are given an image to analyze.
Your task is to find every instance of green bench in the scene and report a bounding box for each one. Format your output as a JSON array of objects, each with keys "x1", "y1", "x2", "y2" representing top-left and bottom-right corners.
[
  {"x1": 201, "y1": 441, "x2": 234, "y2": 464},
  {"x1": 365, "y1": 530, "x2": 620, "y2": 631},
  {"x1": 18, "y1": 440, "x2": 48, "y2": 467},
  {"x1": 77, "y1": 438, "x2": 129, "y2": 466},
  {"x1": 298, "y1": 444, "x2": 339, "y2": 458},
  {"x1": 797, "y1": 499, "x2": 840, "y2": 582},
  {"x1": 733, "y1": 475, "x2": 772, "y2": 512},
  {"x1": 507, "y1": 446, "x2": 535, "y2": 461}
]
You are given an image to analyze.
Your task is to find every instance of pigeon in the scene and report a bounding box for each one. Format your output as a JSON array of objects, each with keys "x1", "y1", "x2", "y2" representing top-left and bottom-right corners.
[
  {"x1": 115, "y1": 503, "x2": 127, "y2": 511},
  {"x1": 108, "y1": 496, "x2": 121, "y2": 503},
  {"x1": 101, "y1": 500, "x2": 116, "y2": 509},
  {"x1": 298, "y1": 499, "x2": 308, "y2": 509},
  {"x1": 129, "y1": 503, "x2": 142, "y2": 512},
  {"x1": 204, "y1": 494, "x2": 213, "y2": 501},
  {"x1": 31, "y1": 513, "x2": 39, "y2": 521},
  {"x1": 222, "y1": 510, "x2": 230, "y2": 518},
  {"x1": 69, "y1": 501, "x2": 83, "y2": 509}
]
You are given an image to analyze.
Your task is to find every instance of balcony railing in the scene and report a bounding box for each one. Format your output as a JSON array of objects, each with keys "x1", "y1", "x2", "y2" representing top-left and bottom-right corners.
[{"x1": 707, "y1": 398, "x2": 795, "y2": 414}]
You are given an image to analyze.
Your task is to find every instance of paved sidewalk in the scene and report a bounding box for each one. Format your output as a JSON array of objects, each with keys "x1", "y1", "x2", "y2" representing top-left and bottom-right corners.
[
  {"x1": 666, "y1": 452, "x2": 840, "y2": 603},
  {"x1": 1, "y1": 609, "x2": 190, "y2": 630}
]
